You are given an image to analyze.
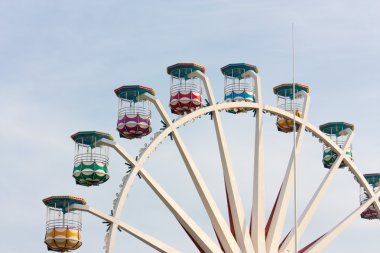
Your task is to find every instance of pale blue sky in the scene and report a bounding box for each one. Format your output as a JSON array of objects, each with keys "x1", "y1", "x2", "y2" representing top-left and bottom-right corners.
[{"x1": 0, "y1": 0, "x2": 379, "y2": 252}]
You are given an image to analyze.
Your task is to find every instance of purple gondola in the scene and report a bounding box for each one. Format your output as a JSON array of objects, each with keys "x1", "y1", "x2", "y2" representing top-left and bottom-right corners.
[{"x1": 115, "y1": 85, "x2": 156, "y2": 139}]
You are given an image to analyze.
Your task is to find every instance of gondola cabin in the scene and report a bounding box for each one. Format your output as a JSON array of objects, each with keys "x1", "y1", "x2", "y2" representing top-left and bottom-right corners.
[
  {"x1": 220, "y1": 63, "x2": 258, "y2": 113},
  {"x1": 71, "y1": 131, "x2": 113, "y2": 186},
  {"x1": 357, "y1": 173, "x2": 380, "y2": 220},
  {"x1": 115, "y1": 85, "x2": 155, "y2": 139},
  {"x1": 167, "y1": 63, "x2": 205, "y2": 115},
  {"x1": 319, "y1": 122, "x2": 354, "y2": 169},
  {"x1": 273, "y1": 83, "x2": 309, "y2": 133},
  {"x1": 43, "y1": 196, "x2": 86, "y2": 252}
]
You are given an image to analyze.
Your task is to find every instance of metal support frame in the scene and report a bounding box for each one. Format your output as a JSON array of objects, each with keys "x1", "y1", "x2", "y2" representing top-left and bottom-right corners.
[{"x1": 72, "y1": 79, "x2": 378, "y2": 253}]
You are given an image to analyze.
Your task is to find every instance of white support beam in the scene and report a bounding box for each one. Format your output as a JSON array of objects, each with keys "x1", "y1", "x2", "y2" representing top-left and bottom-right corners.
[
  {"x1": 98, "y1": 137, "x2": 141, "y2": 252},
  {"x1": 266, "y1": 92, "x2": 310, "y2": 253},
  {"x1": 189, "y1": 70, "x2": 254, "y2": 253},
  {"x1": 242, "y1": 70, "x2": 266, "y2": 253},
  {"x1": 98, "y1": 139, "x2": 223, "y2": 253},
  {"x1": 70, "y1": 204, "x2": 117, "y2": 223},
  {"x1": 69, "y1": 204, "x2": 181, "y2": 253},
  {"x1": 96, "y1": 139, "x2": 140, "y2": 253},
  {"x1": 139, "y1": 93, "x2": 172, "y2": 127},
  {"x1": 143, "y1": 93, "x2": 240, "y2": 253},
  {"x1": 118, "y1": 221, "x2": 181, "y2": 253},
  {"x1": 303, "y1": 191, "x2": 380, "y2": 253},
  {"x1": 170, "y1": 115, "x2": 242, "y2": 253},
  {"x1": 279, "y1": 130, "x2": 355, "y2": 253},
  {"x1": 139, "y1": 169, "x2": 224, "y2": 253}
]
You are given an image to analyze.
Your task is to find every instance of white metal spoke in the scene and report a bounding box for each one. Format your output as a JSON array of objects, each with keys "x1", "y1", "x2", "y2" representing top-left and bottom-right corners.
[
  {"x1": 98, "y1": 139, "x2": 223, "y2": 253},
  {"x1": 118, "y1": 221, "x2": 181, "y2": 253},
  {"x1": 139, "y1": 168, "x2": 224, "y2": 253},
  {"x1": 212, "y1": 111, "x2": 254, "y2": 253},
  {"x1": 170, "y1": 132, "x2": 240, "y2": 253},
  {"x1": 245, "y1": 71, "x2": 266, "y2": 253},
  {"x1": 279, "y1": 130, "x2": 355, "y2": 253},
  {"x1": 144, "y1": 93, "x2": 240, "y2": 253},
  {"x1": 190, "y1": 70, "x2": 254, "y2": 253},
  {"x1": 266, "y1": 92, "x2": 310, "y2": 253},
  {"x1": 97, "y1": 139, "x2": 140, "y2": 220},
  {"x1": 303, "y1": 191, "x2": 380, "y2": 253},
  {"x1": 69, "y1": 204, "x2": 181, "y2": 253}
]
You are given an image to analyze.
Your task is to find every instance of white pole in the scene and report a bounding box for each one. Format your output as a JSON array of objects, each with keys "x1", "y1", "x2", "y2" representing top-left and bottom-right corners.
[
  {"x1": 291, "y1": 23, "x2": 298, "y2": 253},
  {"x1": 265, "y1": 92, "x2": 309, "y2": 253}
]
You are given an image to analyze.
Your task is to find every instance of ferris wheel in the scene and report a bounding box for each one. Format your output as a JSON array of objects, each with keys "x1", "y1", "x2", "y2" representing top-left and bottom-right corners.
[{"x1": 42, "y1": 63, "x2": 380, "y2": 253}]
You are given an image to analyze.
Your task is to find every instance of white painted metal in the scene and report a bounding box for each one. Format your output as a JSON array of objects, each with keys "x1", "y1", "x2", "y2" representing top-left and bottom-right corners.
[
  {"x1": 83, "y1": 89, "x2": 376, "y2": 253},
  {"x1": 266, "y1": 91, "x2": 310, "y2": 253},
  {"x1": 69, "y1": 204, "x2": 181, "y2": 253},
  {"x1": 142, "y1": 93, "x2": 240, "y2": 253},
  {"x1": 303, "y1": 190, "x2": 380, "y2": 253},
  {"x1": 240, "y1": 70, "x2": 266, "y2": 253},
  {"x1": 291, "y1": 25, "x2": 299, "y2": 253},
  {"x1": 139, "y1": 168, "x2": 224, "y2": 253},
  {"x1": 98, "y1": 139, "x2": 224, "y2": 253},
  {"x1": 189, "y1": 70, "x2": 255, "y2": 253},
  {"x1": 279, "y1": 130, "x2": 354, "y2": 253}
]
